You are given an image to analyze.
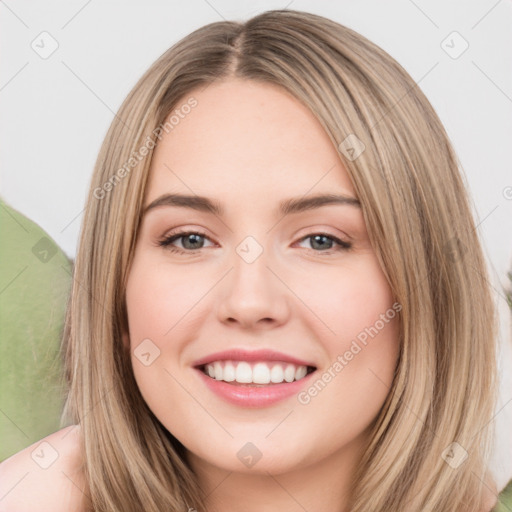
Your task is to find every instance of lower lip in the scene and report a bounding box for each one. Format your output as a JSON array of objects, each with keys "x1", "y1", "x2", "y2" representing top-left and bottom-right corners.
[{"x1": 194, "y1": 368, "x2": 316, "y2": 408}]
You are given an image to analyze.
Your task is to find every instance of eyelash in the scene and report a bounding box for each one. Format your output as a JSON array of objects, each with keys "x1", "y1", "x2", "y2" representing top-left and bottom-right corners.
[{"x1": 157, "y1": 230, "x2": 352, "y2": 255}]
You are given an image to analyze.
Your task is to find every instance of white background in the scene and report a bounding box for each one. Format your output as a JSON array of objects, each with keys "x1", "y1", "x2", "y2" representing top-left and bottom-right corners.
[{"x1": 1, "y1": 0, "x2": 511, "y2": 491}]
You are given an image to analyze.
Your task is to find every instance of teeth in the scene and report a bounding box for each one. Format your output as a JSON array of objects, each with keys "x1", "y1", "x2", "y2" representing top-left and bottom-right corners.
[
  {"x1": 284, "y1": 364, "x2": 296, "y2": 382},
  {"x1": 223, "y1": 361, "x2": 236, "y2": 382},
  {"x1": 295, "y1": 366, "x2": 307, "y2": 380},
  {"x1": 203, "y1": 360, "x2": 312, "y2": 385},
  {"x1": 270, "y1": 364, "x2": 284, "y2": 383},
  {"x1": 253, "y1": 363, "x2": 270, "y2": 384},
  {"x1": 214, "y1": 361, "x2": 223, "y2": 380},
  {"x1": 236, "y1": 362, "x2": 252, "y2": 383}
]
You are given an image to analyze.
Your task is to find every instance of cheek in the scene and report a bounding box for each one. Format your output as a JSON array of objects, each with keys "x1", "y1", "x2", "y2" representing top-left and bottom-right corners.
[
  {"x1": 125, "y1": 259, "x2": 194, "y2": 412},
  {"x1": 125, "y1": 260, "x2": 205, "y2": 344},
  {"x1": 125, "y1": 257, "x2": 220, "y2": 405},
  {"x1": 291, "y1": 255, "x2": 397, "y2": 345}
]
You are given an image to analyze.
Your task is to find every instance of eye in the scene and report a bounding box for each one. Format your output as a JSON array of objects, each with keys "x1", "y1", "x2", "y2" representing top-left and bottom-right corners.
[
  {"x1": 157, "y1": 230, "x2": 352, "y2": 255},
  {"x1": 158, "y1": 230, "x2": 215, "y2": 254},
  {"x1": 296, "y1": 233, "x2": 352, "y2": 254}
]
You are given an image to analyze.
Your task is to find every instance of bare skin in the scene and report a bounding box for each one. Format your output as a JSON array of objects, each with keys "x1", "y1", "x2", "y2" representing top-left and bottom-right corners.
[{"x1": 0, "y1": 425, "x2": 87, "y2": 511}]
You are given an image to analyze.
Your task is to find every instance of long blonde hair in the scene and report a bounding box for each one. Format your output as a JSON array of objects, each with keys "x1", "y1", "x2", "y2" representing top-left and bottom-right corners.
[{"x1": 61, "y1": 9, "x2": 498, "y2": 511}]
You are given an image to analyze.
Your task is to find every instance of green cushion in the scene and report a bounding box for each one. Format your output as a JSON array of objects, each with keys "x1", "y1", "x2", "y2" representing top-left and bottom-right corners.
[
  {"x1": 0, "y1": 197, "x2": 72, "y2": 461},
  {"x1": 495, "y1": 478, "x2": 512, "y2": 511}
]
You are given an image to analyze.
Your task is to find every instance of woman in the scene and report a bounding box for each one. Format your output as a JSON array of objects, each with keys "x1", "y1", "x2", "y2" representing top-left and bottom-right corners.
[{"x1": 0, "y1": 9, "x2": 501, "y2": 511}]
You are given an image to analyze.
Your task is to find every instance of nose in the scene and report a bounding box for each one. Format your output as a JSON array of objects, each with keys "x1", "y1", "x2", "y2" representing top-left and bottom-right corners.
[{"x1": 216, "y1": 242, "x2": 291, "y2": 330}]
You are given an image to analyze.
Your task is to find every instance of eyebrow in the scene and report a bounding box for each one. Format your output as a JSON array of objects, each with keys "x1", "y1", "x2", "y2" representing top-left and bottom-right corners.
[{"x1": 143, "y1": 192, "x2": 361, "y2": 218}]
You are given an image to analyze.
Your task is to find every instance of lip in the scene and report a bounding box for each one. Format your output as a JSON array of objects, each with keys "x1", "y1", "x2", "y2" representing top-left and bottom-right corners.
[
  {"x1": 191, "y1": 348, "x2": 317, "y2": 368},
  {"x1": 194, "y1": 366, "x2": 317, "y2": 408}
]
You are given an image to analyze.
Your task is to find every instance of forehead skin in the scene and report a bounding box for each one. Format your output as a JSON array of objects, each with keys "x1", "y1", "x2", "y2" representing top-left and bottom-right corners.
[{"x1": 145, "y1": 78, "x2": 359, "y2": 225}]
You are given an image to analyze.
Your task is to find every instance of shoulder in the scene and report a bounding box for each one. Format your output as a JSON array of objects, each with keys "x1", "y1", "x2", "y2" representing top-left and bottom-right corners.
[
  {"x1": 483, "y1": 495, "x2": 498, "y2": 512},
  {"x1": 0, "y1": 425, "x2": 87, "y2": 512},
  {"x1": 481, "y1": 481, "x2": 498, "y2": 512}
]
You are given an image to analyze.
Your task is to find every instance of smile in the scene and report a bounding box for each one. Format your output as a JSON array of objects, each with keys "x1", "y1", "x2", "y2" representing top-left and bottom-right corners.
[
  {"x1": 194, "y1": 361, "x2": 317, "y2": 408},
  {"x1": 200, "y1": 360, "x2": 316, "y2": 385}
]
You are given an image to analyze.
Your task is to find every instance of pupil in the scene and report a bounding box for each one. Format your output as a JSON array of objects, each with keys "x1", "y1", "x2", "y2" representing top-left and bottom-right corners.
[
  {"x1": 184, "y1": 234, "x2": 203, "y2": 249},
  {"x1": 311, "y1": 235, "x2": 331, "y2": 250}
]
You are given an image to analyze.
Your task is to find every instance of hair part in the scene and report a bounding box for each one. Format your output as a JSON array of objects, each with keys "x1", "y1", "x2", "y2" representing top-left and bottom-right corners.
[{"x1": 61, "y1": 9, "x2": 498, "y2": 511}]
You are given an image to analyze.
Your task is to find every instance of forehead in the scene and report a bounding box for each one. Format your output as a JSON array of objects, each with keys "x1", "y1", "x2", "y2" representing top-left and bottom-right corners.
[{"x1": 146, "y1": 79, "x2": 356, "y2": 207}]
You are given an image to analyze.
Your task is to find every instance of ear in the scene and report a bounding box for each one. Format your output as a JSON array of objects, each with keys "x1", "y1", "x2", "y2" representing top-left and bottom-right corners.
[
  {"x1": 120, "y1": 300, "x2": 131, "y2": 351},
  {"x1": 121, "y1": 327, "x2": 130, "y2": 351}
]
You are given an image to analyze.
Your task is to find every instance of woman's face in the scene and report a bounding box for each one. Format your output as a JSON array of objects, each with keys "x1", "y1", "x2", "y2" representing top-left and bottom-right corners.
[{"x1": 124, "y1": 78, "x2": 400, "y2": 477}]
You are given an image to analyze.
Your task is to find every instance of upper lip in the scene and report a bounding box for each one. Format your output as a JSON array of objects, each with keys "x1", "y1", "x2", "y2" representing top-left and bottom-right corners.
[{"x1": 192, "y1": 349, "x2": 317, "y2": 369}]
